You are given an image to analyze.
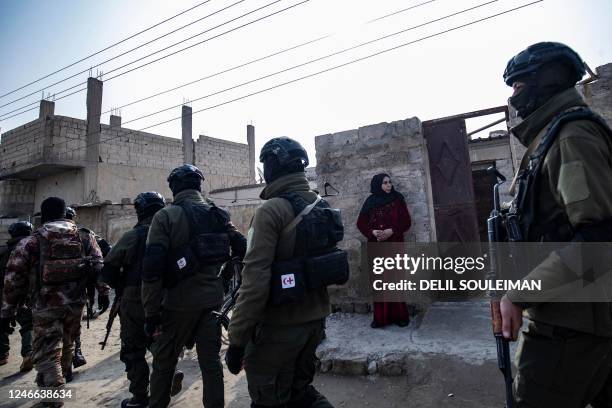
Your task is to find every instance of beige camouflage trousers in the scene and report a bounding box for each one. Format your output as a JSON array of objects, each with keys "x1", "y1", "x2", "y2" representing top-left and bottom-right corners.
[{"x1": 32, "y1": 304, "x2": 83, "y2": 387}]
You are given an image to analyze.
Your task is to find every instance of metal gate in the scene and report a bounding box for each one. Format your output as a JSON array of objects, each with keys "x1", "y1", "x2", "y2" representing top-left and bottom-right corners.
[{"x1": 423, "y1": 118, "x2": 480, "y2": 243}]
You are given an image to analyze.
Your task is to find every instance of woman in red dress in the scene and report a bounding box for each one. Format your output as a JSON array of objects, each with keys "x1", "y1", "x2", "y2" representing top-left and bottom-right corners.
[{"x1": 357, "y1": 173, "x2": 412, "y2": 328}]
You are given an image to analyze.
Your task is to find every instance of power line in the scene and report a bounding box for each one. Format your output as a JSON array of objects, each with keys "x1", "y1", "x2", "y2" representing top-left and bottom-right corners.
[
  {"x1": 0, "y1": 0, "x2": 214, "y2": 100},
  {"x1": 2, "y1": 0, "x2": 434, "y2": 121},
  {"x1": 101, "y1": 0, "x2": 436, "y2": 116},
  {"x1": 44, "y1": 0, "x2": 541, "y2": 162},
  {"x1": 0, "y1": 0, "x2": 285, "y2": 111},
  {"x1": 121, "y1": 0, "x2": 496, "y2": 126}
]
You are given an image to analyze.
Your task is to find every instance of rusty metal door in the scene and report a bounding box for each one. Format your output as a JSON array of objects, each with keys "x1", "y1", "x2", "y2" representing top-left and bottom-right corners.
[{"x1": 423, "y1": 119, "x2": 480, "y2": 243}]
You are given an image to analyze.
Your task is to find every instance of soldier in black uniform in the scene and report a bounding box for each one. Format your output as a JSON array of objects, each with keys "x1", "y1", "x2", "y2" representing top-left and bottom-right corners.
[
  {"x1": 500, "y1": 42, "x2": 612, "y2": 407},
  {"x1": 142, "y1": 165, "x2": 247, "y2": 408},
  {"x1": 227, "y1": 137, "x2": 348, "y2": 407},
  {"x1": 102, "y1": 192, "x2": 184, "y2": 408},
  {"x1": 64, "y1": 206, "x2": 110, "y2": 369},
  {"x1": 0, "y1": 221, "x2": 34, "y2": 372}
]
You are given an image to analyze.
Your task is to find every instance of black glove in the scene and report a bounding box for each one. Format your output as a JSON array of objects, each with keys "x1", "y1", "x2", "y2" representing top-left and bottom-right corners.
[
  {"x1": 98, "y1": 293, "x2": 110, "y2": 314},
  {"x1": 225, "y1": 345, "x2": 245, "y2": 375},
  {"x1": 144, "y1": 315, "x2": 162, "y2": 339},
  {"x1": 0, "y1": 317, "x2": 15, "y2": 335}
]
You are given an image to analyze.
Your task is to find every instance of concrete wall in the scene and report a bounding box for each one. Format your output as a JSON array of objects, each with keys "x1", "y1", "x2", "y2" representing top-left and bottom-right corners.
[
  {"x1": 468, "y1": 135, "x2": 514, "y2": 203},
  {"x1": 0, "y1": 118, "x2": 44, "y2": 172},
  {"x1": 73, "y1": 203, "x2": 137, "y2": 244},
  {"x1": 581, "y1": 63, "x2": 612, "y2": 126},
  {"x1": 195, "y1": 135, "x2": 252, "y2": 192},
  {"x1": 315, "y1": 117, "x2": 434, "y2": 311},
  {"x1": 34, "y1": 169, "x2": 84, "y2": 211},
  {"x1": 0, "y1": 179, "x2": 36, "y2": 216}
]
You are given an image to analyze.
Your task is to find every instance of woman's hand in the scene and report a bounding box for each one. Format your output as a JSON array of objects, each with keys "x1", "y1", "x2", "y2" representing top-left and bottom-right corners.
[{"x1": 376, "y1": 229, "x2": 394, "y2": 241}]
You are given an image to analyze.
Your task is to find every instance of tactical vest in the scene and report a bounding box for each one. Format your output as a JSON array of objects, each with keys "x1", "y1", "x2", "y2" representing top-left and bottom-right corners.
[
  {"x1": 166, "y1": 201, "x2": 231, "y2": 287},
  {"x1": 123, "y1": 225, "x2": 149, "y2": 288},
  {"x1": 508, "y1": 107, "x2": 612, "y2": 242},
  {"x1": 270, "y1": 192, "x2": 349, "y2": 306},
  {"x1": 37, "y1": 230, "x2": 90, "y2": 286}
]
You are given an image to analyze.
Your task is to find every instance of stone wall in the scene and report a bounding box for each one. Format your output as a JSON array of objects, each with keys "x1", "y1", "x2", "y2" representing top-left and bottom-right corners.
[
  {"x1": 582, "y1": 63, "x2": 612, "y2": 126},
  {"x1": 195, "y1": 135, "x2": 252, "y2": 192},
  {"x1": 315, "y1": 118, "x2": 434, "y2": 311}
]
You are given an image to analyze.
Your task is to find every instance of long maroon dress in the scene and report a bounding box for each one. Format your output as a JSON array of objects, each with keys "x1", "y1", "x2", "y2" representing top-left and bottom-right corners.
[{"x1": 357, "y1": 197, "x2": 412, "y2": 327}]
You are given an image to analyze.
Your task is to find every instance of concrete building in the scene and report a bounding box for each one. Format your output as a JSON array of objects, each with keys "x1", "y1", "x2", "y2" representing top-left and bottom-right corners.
[{"x1": 0, "y1": 77, "x2": 255, "y2": 241}]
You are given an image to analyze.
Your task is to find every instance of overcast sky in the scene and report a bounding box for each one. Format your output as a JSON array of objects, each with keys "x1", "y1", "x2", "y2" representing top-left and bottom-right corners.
[{"x1": 1, "y1": 0, "x2": 611, "y2": 167}]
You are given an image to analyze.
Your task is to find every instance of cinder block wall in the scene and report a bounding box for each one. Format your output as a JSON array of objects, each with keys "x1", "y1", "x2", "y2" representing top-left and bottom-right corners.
[
  {"x1": 315, "y1": 117, "x2": 434, "y2": 312},
  {"x1": 0, "y1": 118, "x2": 44, "y2": 172},
  {"x1": 195, "y1": 135, "x2": 252, "y2": 192}
]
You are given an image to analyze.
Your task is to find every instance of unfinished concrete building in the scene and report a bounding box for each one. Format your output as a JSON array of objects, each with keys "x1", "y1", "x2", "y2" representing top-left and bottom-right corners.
[{"x1": 0, "y1": 77, "x2": 256, "y2": 242}]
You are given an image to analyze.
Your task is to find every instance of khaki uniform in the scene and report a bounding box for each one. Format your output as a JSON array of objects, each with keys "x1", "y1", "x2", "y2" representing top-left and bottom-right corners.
[
  {"x1": 142, "y1": 189, "x2": 246, "y2": 408},
  {"x1": 228, "y1": 172, "x2": 332, "y2": 407},
  {"x1": 102, "y1": 217, "x2": 153, "y2": 401},
  {"x1": 1, "y1": 220, "x2": 103, "y2": 387},
  {"x1": 506, "y1": 87, "x2": 612, "y2": 407},
  {"x1": 0, "y1": 237, "x2": 33, "y2": 359}
]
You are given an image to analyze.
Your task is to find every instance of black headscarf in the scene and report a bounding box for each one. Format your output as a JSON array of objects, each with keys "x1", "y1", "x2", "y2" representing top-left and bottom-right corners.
[{"x1": 359, "y1": 173, "x2": 405, "y2": 215}]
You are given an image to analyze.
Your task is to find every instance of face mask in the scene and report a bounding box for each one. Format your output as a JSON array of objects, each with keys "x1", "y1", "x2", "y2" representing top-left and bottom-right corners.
[{"x1": 509, "y1": 84, "x2": 538, "y2": 119}]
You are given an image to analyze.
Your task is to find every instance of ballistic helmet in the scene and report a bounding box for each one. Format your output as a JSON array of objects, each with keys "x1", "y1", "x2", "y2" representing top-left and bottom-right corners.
[
  {"x1": 259, "y1": 137, "x2": 309, "y2": 167},
  {"x1": 134, "y1": 191, "x2": 165, "y2": 217},
  {"x1": 65, "y1": 206, "x2": 76, "y2": 220},
  {"x1": 8, "y1": 221, "x2": 33, "y2": 238},
  {"x1": 167, "y1": 164, "x2": 205, "y2": 195},
  {"x1": 503, "y1": 42, "x2": 585, "y2": 86}
]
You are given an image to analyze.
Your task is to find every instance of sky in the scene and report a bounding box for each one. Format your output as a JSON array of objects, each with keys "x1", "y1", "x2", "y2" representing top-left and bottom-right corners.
[{"x1": 1, "y1": 0, "x2": 611, "y2": 167}]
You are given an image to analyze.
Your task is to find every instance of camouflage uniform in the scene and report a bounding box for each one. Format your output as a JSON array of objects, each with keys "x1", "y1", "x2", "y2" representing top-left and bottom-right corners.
[
  {"x1": 0, "y1": 220, "x2": 103, "y2": 387},
  {"x1": 0, "y1": 236, "x2": 33, "y2": 361}
]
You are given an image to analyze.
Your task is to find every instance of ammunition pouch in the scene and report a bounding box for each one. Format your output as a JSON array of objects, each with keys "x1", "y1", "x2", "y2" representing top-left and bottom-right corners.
[
  {"x1": 270, "y1": 249, "x2": 349, "y2": 306},
  {"x1": 268, "y1": 192, "x2": 349, "y2": 306},
  {"x1": 39, "y1": 232, "x2": 89, "y2": 286},
  {"x1": 41, "y1": 258, "x2": 89, "y2": 285},
  {"x1": 164, "y1": 201, "x2": 231, "y2": 288}
]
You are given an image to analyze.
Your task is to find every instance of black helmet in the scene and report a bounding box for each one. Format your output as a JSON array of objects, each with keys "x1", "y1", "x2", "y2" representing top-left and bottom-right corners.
[
  {"x1": 167, "y1": 164, "x2": 204, "y2": 183},
  {"x1": 134, "y1": 191, "x2": 165, "y2": 215},
  {"x1": 9, "y1": 221, "x2": 33, "y2": 238},
  {"x1": 167, "y1": 164, "x2": 205, "y2": 195},
  {"x1": 259, "y1": 137, "x2": 309, "y2": 167},
  {"x1": 503, "y1": 42, "x2": 585, "y2": 86},
  {"x1": 65, "y1": 206, "x2": 76, "y2": 220}
]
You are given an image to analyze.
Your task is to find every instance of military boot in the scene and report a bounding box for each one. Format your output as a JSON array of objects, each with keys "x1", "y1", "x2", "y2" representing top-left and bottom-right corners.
[
  {"x1": 63, "y1": 366, "x2": 73, "y2": 383},
  {"x1": 72, "y1": 337, "x2": 86, "y2": 368},
  {"x1": 170, "y1": 370, "x2": 184, "y2": 396},
  {"x1": 19, "y1": 353, "x2": 33, "y2": 372},
  {"x1": 121, "y1": 397, "x2": 149, "y2": 408}
]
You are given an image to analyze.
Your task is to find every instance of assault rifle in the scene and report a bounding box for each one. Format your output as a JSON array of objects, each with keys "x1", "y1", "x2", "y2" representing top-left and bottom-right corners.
[
  {"x1": 213, "y1": 257, "x2": 243, "y2": 330},
  {"x1": 100, "y1": 294, "x2": 121, "y2": 350},
  {"x1": 486, "y1": 166, "x2": 514, "y2": 408}
]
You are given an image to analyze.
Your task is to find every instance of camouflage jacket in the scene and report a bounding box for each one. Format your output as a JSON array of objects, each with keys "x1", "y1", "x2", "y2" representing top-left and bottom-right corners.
[{"x1": 0, "y1": 220, "x2": 103, "y2": 318}]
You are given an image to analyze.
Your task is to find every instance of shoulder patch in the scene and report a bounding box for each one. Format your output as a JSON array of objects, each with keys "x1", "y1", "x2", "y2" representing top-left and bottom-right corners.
[{"x1": 558, "y1": 160, "x2": 590, "y2": 204}]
